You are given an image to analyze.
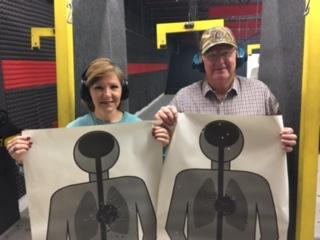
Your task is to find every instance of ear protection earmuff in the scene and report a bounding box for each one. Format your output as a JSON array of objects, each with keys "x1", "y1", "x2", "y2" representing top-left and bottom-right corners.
[
  {"x1": 192, "y1": 46, "x2": 248, "y2": 72},
  {"x1": 80, "y1": 68, "x2": 93, "y2": 103},
  {"x1": 192, "y1": 53, "x2": 205, "y2": 73},
  {"x1": 80, "y1": 62, "x2": 129, "y2": 104},
  {"x1": 236, "y1": 46, "x2": 247, "y2": 68}
]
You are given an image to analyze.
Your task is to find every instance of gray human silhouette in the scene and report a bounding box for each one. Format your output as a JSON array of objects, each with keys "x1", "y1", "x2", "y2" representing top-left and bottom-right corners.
[
  {"x1": 166, "y1": 120, "x2": 279, "y2": 240},
  {"x1": 46, "y1": 131, "x2": 156, "y2": 240}
]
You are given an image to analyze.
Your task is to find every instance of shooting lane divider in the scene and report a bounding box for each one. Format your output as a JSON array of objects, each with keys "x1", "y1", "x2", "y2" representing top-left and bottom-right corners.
[
  {"x1": 54, "y1": 0, "x2": 75, "y2": 127},
  {"x1": 296, "y1": 0, "x2": 320, "y2": 239}
]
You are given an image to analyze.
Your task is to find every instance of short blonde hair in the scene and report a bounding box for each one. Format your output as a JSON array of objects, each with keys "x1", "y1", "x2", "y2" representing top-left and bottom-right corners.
[{"x1": 81, "y1": 58, "x2": 125, "y2": 112}]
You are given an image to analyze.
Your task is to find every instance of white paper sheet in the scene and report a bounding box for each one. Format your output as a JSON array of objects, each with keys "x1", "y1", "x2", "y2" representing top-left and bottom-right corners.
[
  {"x1": 157, "y1": 114, "x2": 288, "y2": 240},
  {"x1": 24, "y1": 122, "x2": 162, "y2": 240},
  {"x1": 23, "y1": 114, "x2": 288, "y2": 240}
]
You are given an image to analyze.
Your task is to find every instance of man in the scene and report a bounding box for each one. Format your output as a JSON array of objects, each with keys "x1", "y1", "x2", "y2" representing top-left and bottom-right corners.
[{"x1": 155, "y1": 26, "x2": 297, "y2": 152}]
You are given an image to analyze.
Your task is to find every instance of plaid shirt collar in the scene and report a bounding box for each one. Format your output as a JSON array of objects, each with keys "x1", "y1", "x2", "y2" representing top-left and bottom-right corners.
[{"x1": 201, "y1": 76, "x2": 239, "y2": 99}]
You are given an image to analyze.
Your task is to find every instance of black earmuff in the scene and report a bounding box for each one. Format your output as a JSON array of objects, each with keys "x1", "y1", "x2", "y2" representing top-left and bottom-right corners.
[
  {"x1": 80, "y1": 67, "x2": 92, "y2": 103},
  {"x1": 120, "y1": 81, "x2": 129, "y2": 100},
  {"x1": 80, "y1": 63, "x2": 129, "y2": 104}
]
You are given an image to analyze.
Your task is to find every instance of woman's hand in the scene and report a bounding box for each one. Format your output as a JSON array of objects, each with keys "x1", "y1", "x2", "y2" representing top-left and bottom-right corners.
[
  {"x1": 280, "y1": 127, "x2": 297, "y2": 153},
  {"x1": 152, "y1": 126, "x2": 170, "y2": 147},
  {"x1": 6, "y1": 135, "x2": 32, "y2": 164}
]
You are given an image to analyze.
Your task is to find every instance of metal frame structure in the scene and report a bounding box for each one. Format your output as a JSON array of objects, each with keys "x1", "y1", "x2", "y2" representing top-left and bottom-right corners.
[
  {"x1": 247, "y1": 44, "x2": 260, "y2": 55},
  {"x1": 31, "y1": 27, "x2": 55, "y2": 49},
  {"x1": 156, "y1": 19, "x2": 224, "y2": 49}
]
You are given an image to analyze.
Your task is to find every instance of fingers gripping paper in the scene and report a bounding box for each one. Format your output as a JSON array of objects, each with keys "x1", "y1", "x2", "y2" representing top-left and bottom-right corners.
[
  {"x1": 157, "y1": 114, "x2": 288, "y2": 240},
  {"x1": 23, "y1": 122, "x2": 162, "y2": 240},
  {"x1": 23, "y1": 115, "x2": 288, "y2": 240}
]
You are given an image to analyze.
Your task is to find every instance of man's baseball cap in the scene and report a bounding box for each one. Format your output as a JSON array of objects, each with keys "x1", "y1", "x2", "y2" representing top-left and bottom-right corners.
[{"x1": 200, "y1": 26, "x2": 238, "y2": 55}]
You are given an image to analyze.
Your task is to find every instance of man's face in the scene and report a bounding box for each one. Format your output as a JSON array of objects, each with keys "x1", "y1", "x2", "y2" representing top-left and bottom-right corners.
[{"x1": 202, "y1": 44, "x2": 237, "y2": 92}]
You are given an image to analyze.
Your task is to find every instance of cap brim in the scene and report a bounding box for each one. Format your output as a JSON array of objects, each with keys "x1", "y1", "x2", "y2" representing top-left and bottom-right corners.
[{"x1": 201, "y1": 42, "x2": 238, "y2": 55}]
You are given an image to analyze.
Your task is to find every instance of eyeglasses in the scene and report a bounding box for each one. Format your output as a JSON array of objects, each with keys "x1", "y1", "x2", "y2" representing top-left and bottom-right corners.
[{"x1": 203, "y1": 48, "x2": 236, "y2": 61}]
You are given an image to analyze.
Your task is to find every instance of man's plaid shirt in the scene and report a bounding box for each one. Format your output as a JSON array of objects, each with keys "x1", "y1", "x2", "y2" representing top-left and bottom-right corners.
[{"x1": 170, "y1": 76, "x2": 280, "y2": 116}]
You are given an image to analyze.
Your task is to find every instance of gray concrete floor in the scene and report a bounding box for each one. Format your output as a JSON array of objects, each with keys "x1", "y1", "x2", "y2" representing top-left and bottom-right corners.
[
  {"x1": 136, "y1": 94, "x2": 174, "y2": 120},
  {"x1": 0, "y1": 209, "x2": 31, "y2": 240}
]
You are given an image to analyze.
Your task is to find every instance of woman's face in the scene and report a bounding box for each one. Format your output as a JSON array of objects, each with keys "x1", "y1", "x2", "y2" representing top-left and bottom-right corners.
[{"x1": 89, "y1": 73, "x2": 122, "y2": 114}]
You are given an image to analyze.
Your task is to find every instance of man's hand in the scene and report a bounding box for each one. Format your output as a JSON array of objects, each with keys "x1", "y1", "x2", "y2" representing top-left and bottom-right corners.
[
  {"x1": 154, "y1": 105, "x2": 178, "y2": 128},
  {"x1": 280, "y1": 127, "x2": 297, "y2": 153},
  {"x1": 154, "y1": 105, "x2": 178, "y2": 139}
]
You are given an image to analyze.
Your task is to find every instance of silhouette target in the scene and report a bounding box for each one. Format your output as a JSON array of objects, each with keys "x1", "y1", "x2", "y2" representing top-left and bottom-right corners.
[
  {"x1": 47, "y1": 131, "x2": 157, "y2": 240},
  {"x1": 166, "y1": 120, "x2": 279, "y2": 240},
  {"x1": 74, "y1": 131, "x2": 120, "y2": 174},
  {"x1": 199, "y1": 120, "x2": 244, "y2": 163},
  {"x1": 74, "y1": 131, "x2": 121, "y2": 240}
]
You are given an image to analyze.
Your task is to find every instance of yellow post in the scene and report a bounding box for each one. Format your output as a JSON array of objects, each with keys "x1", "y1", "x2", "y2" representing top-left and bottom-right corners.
[
  {"x1": 54, "y1": 0, "x2": 75, "y2": 127},
  {"x1": 296, "y1": 0, "x2": 320, "y2": 239}
]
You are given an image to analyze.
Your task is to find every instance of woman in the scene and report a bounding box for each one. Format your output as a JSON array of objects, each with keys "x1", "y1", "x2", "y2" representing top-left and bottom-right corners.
[{"x1": 7, "y1": 58, "x2": 169, "y2": 163}]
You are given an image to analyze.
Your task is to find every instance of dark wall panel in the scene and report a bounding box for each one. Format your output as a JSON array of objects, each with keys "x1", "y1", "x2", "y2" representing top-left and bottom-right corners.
[
  {"x1": 0, "y1": 150, "x2": 20, "y2": 234},
  {"x1": 73, "y1": 0, "x2": 127, "y2": 116},
  {"x1": 5, "y1": 87, "x2": 57, "y2": 129},
  {"x1": 126, "y1": 30, "x2": 169, "y2": 112},
  {"x1": 129, "y1": 71, "x2": 168, "y2": 113},
  {"x1": 0, "y1": 112, "x2": 21, "y2": 234},
  {"x1": 0, "y1": 0, "x2": 55, "y2": 60},
  {"x1": 166, "y1": 42, "x2": 204, "y2": 94},
  {"x1": 259, "y1": 1, "x2": 305, "y2": 239},
  {"x1": 125, "y1": 0, "x2": 152, "y2": 39},
  {"x1": 0, "y1": 0, "x2": 56, "y2": 119},
  {"x1": 1, "y1": 60, "x2": 57, "y2": 128},
  {"x1": 0, "y1": 64, "x2": 5, "y2": 110},
  {"x1": 125, "y1": 0, "x2": 170, "y2": 113},
  {"x1": 0, "y1": 1, "x2": 56, "y2": 231},
  {"x1": 0, "y1": 0, "x2": 56, "y2": 128}
]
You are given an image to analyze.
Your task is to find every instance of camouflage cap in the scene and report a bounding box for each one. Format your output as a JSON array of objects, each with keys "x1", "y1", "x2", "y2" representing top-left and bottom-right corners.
[{"x1": 200, "y1": 26, "x2": 238, "y2": 55}]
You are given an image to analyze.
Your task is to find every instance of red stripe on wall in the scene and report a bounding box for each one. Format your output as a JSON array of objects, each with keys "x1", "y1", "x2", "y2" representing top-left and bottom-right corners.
[
  {"x1": 208, "y1": 4, "x2": 262, "y2": 41},
  {"x1": 226, "y1": 21, "x2": 261, "y2": 40},
  {"x1": 128, "y1": 63, "x2": 168, "y2": 75},
  {"x1": 1, "y1": 60, "x2": 56, "y2": 90},
  {"x1": 226, "y1": 20, "x2": 261, "y2": 29},
  {"x1": 208, "y1": 3, "x2": 262, "y2": 18}
]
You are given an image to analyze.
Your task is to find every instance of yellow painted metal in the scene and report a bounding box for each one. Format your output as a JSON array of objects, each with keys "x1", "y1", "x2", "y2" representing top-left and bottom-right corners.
[
  {"x1": 247, "y1": 44, "x2": 261, "y2": 56},
  {"x1": 296, "y1": 0, "x2": 320, "y2": 239},
  {"x1": 156, "y1": 19, "x2": 224, "y2": 49},
  {"x1": 3, "y1": 135, "x2": 19, "y2": 147},
  {"x1": 31, "y1": 27, "x2": 55, "y2": 49},
  {"x1": 54, "y1": 0, "x2": 75, "y2": 127}
]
